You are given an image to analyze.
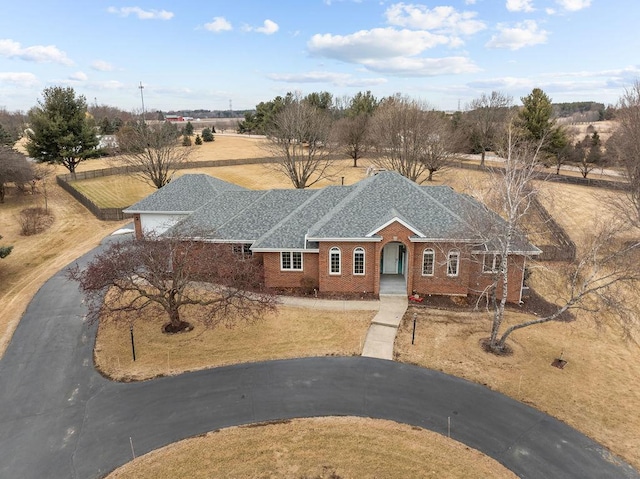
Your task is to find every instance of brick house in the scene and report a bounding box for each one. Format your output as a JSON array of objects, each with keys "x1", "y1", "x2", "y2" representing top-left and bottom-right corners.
[{"x1": 124, "y1": 171, "x2": 540, "y2": 303}]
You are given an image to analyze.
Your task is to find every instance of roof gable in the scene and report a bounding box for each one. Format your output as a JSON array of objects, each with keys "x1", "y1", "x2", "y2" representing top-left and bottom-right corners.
[{"x1": 366, "y1": 215, "x2": 426, "y2": 238}]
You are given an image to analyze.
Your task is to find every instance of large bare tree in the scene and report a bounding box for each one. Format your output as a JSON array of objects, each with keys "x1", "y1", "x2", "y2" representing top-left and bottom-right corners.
[
  {"x1": 332, "y1": 91, "x2": 379, "y2": 168},
  {"x1": 607, "y1": 81, "x2": 640, "y2": 226},
  {"x1": 468, "y1": 122, "x2": 640, "y2": 353},
  {"x1": 465, "y1": 91, "x2": 512, "y2": 166},
  {"x1": 333, "y1": 114, "x2": 370, "y2": 168},
  {"x1": 67, "y1": 232, "x2": 277, "y2": 333},
  {"x1": 421, "y1": 111, "x2": 459, "y2": 181},
  {"x1": 265, "y1": 97, "x2": 336, "y2": 189},
  {"x1": 116, "y1": 121, "x2": 191, "y2": 189},
  {"x1": 370, "y1": 96, "x2": 448, "y2": 183}
]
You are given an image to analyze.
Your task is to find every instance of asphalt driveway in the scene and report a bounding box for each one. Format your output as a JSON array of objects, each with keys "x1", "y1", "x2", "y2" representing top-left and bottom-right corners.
[{"x1": 0, "y1": 235, "x2": 637, "y2": 479}]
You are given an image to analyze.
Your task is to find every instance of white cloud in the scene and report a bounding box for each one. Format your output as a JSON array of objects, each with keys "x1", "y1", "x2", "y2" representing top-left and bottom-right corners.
[
  {"x1": 204, "y1": 17, "x2": 232, "y2": 33},
  {"x1": 0, "y1": 72, "x2": 38, "y2": 86},
  {"x1": 555, "y1": 0, "x2": 591, "y2": 11},
  {"x1": 308, "y1": 28, "x2": 450, "y2": 63},
  {"x1": 485, "y1": 20, "x2": 548, "y2": 50},
  {"x1": 69, "y1": 71, "x2": 88, "y2": 81},
  {"x1": 0, "y1": 39, "x2": 73, "y2": 65},
  {"x1": 250, "y1": 19, "x2": 279, "y2": 35},
  {"x1": 94, "y1": 80, "x2": 126, "y2": 90},
  {"x1": 385, "y1": 4, "x2": 486, "y2": 36},
  {"x1": 107, "y1": 6, "x2": 173, "y2": 20},
  {"x1": 267, "y1": 71, "x2": 387, "y2": 87},
  {"x1": 362, "y1": 56, "x2": 480, "y2": 76},
  {"x1": 505, "y1": 0, "x2": 535, "y2": 12},
  {"x1": 91, "y1": 60, "x2": 114, "y2": 72}
]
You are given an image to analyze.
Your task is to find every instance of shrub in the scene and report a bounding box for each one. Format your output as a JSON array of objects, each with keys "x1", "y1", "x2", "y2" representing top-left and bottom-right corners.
[
  {"x1": 300, "y1": 276, "x2": 319, "y2": 295},
  {"x1": 202, "y1": 127, "x2": 214, "y2": 142},
  {"x1": 18, "y1": 207, "x2": 53, "y2": 236}
]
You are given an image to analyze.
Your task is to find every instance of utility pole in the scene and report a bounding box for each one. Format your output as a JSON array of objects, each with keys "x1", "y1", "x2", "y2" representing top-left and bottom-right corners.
[{"x1": 139, "y1": 81, "x2": 146, "y2": 123}]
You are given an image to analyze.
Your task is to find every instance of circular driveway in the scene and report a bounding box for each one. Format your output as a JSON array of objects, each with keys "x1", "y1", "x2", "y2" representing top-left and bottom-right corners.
[{"x1": 0, "y1": 236, "x2": 637, "y2": 479}]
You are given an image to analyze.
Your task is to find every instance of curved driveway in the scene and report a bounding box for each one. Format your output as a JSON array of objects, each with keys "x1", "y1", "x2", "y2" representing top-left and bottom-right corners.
[{"x1": 0, "y1": 236, "x2": 637, "y2": 479}]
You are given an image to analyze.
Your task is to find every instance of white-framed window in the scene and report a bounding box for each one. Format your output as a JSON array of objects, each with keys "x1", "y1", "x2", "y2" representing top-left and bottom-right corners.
[
  {"x1": 447, "y1": 251, "x2": 460, "y2": 277},
  {"x1": 422, "y1": 249, "x2": 435, "y2": 276},
  {"x1": 329, "y1": 247, "x2": 341, "y2": 275},
  {"x1": 353, "y1": 247, "x2": 365, "y2": 275},
  {"x1": 483, "y1": 253, "x2": 502, "y2": 273},
  {"x1": 281, "y1": 251, "x2": 303, "y2": 271}
]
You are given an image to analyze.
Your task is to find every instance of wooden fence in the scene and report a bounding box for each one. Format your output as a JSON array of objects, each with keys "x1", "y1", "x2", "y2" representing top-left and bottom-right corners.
[{"x1": 57, "y1": 155, "x2": 628, "y2": 230}]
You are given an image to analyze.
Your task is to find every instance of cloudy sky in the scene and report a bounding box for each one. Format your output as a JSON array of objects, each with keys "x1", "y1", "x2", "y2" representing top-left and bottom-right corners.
[{"x1": 1, "y1": 0, "x2": 638, "y2": 113}]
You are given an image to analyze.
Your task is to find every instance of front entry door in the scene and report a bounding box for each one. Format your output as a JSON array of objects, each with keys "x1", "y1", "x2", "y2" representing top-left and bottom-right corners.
[{"x1": 383, "y1": 243, "x2": 399, "y2": 274}]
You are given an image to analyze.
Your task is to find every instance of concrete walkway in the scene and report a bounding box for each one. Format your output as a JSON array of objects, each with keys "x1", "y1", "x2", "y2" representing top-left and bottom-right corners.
[
  {"x1": 278, "y1": 293, "x2": 408, "y2": 360},
  {"x1": 362, "y1": 294, "x2": 409, "y2": 360}
]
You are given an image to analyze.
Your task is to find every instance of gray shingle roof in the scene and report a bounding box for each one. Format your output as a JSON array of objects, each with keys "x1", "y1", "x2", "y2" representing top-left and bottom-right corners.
[
  {"x1": 132, "y1": 171, "x2": 539, "y2": 254},
  {"x1": 167, "y1": 189, "x2": 316, "y2": 242},
  {"x1": 123, "y1": 174, "x2": 246, "y2": 213},
  {"x1": 306, "y1": 171, "x2": 473, "y2": 240}
]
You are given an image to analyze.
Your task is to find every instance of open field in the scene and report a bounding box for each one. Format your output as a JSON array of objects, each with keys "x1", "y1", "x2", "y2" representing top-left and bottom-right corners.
[
  {"x1": 106, "y1": 416, "x2": 517, "y2": 479},
  {"x1": 95, "y1": 305, "x2": 374, "y2": 381}
]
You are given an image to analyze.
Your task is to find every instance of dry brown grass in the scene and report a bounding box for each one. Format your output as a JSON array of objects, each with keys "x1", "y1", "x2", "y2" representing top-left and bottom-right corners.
[
  {"x1": 105, "y1": 416, "x2": 517, "y2": 479},
  {"x1": 95, "y1": 305, "x2": 373, "y2": 381},
  {"x1": 395, "y1": 280, "x2": 640, "y2": 470}
]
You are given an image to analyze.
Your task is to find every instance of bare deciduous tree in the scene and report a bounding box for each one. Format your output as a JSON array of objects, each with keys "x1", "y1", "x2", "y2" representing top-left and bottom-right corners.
[
  {"x1": 465, "y1": 91, "x2": 512, "y2": 166},
  {"x1": 116, "y1": 121, "x2": 191, "y2": 189},
  {"x1": 421, "y1": 112, "x2": 459, "y2": 181},
  {"x1": 0, "y1": 145, "x2": 33, "y2": 203},
  {"x1": 468, "y1": 122, "x2": 640, "y2": 353},
  {"x1": 333, "y1": 114, "x2": 370, "y2": 168},
  {"x1": 370, "y1": 96, "x2": 445, "y2": 183},
  {"x1": 332, "y1": 91, "x2": 379, "y2": 168},
  {"x1": 607, "y1": 81, "x2": 640, "y2": 226},
  {"x1": 67, "y1": 232, "x2": 277, "y2": 333},
  {"x1": 265, "y1": 97, "x2": 336, "y2": 189}
]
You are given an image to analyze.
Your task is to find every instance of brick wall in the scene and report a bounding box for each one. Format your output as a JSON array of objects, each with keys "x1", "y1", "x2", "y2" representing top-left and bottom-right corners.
[
  {"x1": 133, "y1": 214, "x2": 142, "y2": 239},
  {"x1": 317, "y1": 242, "x2": 377, "y2": 293},
  {"x1": 259, "y1": 219, "x2": 527, "y2": 303},
  {"x1": 410, "y1": 242, "x2": 472, "y2": 297},
  {"x1": 468, "y1": 254, "x2": 527, "y2": 303},
  {"x1": 262, "y1": 252, "x2": 319, "y2": 289}
]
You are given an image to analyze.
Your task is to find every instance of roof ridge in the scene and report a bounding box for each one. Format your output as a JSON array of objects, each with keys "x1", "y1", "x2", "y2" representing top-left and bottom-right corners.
[
  {"x1": 306, "y1": 179, "x2": 376, "y2": 235},
  {"x1": 252, "y1": 187, "x2": 329, "y2": 246}
]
